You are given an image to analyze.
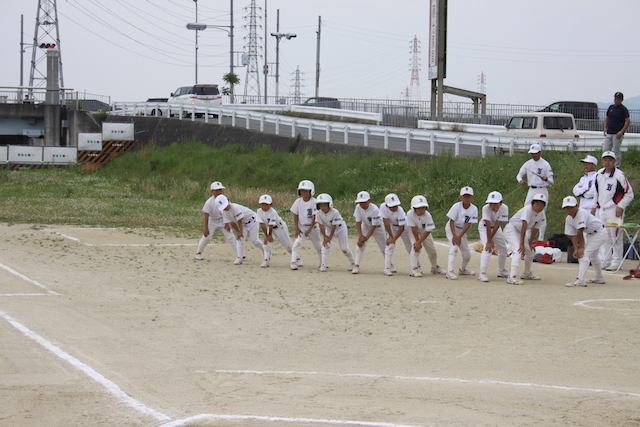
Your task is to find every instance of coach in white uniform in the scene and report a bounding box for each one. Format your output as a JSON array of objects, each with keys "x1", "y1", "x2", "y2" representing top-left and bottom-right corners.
[{"x1": 516, "y1": 143, "x2": 554, "y2": 240}]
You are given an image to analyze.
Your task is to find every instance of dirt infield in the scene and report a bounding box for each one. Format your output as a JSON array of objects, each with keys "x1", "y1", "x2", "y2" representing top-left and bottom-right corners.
[{"x1": 1, "y1": 223, "x2": 639, "y2": 426}]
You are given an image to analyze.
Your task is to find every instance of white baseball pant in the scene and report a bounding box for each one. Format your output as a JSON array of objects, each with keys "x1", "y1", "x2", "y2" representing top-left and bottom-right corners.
[{"x1": 479, "y1": 226, "x2": 508, "y2": 274}]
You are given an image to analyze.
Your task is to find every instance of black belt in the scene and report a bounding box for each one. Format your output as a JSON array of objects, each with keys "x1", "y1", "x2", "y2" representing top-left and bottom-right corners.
[{"x1": 530, "y1": 186, "x2": 543, "y2": 189}]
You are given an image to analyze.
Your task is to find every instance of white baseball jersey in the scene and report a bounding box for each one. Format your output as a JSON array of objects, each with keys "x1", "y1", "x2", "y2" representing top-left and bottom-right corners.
[
  {"x1": 290, "y1": 197, "x2": 317, "y2": 226},
  {"x1": 516, "y1": 158, "x2": 555, "y2": 187},
  {"x1": 379, "y1": 203, "x2": 408, "y2": 228},
  {"x1": 564, "y1": 209, "x2": 605, "y2": 236},
  {"x1": 353, "y1": 203, "x2": 383, "y2": 229},
  {"x1": 406, "y1": 209, "x2": 436, "y2": 234},
  {"x1": 479, "y1": 203, "x2": 509, "y2": 230},
  {"x1": 256, "y1": 207, "x2": 285, "y2": 228},
  {"x1": 446, "y1": 202, "x2": 478, "y2": 230},
  {"x1": 221, "y1": 203, "x2": 256, "y2": 226},
  {"x1": 594, "y1": 167, "x2": 634, "y2": 210},
  {"x1": 316, "y1": 208, "x2": 346, "y2": 233},
  {"x1": 202, "y1": 195, "x2": 224, "y2": 222},
  {"x1": 572, "y1": 171, "x2": 598, "y2": 210},
  {"x1": 508, "y1": 205, "x2": 546, "y2": 232}
]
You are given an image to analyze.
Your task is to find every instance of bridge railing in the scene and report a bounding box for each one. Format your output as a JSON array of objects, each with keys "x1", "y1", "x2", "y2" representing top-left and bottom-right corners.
[{"x1": 110, "y1": 102, "x2": 638, "y2": 157}]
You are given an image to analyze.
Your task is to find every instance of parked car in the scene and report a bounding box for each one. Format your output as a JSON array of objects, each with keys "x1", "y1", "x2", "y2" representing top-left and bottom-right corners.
[
  {"x1": 540, "y1": 101, "x2": 599, "y2": 120},
  {"x1": 168, "y1": 84, "x2": 223, "y2": 117},
  {"x1": 302, "y1": 97, "x2": 341, "y2": 109},
  {"x1": 495, "y1": 112, "x2": 580, "y2": 139}
]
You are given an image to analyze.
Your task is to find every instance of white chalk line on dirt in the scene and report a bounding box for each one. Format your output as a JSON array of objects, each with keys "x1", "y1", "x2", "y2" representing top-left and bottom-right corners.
[
  {"x1": 0, "y1": 310, "x2": 171, "y2": 422},
  {"x1": 213, "y1": 369, "x2": 640, "y2": 399},
  {"x1": 0, "y1": 262, "x2": 59, "y2": 296},
  {"x1": 159, "y1": 414, "x2": 428, "y2": 427},
  {"x1": 575, "y1": 299, "x2": 640, "y2": 311},
  {"x1": 47, "y1": 230, "x2": 196, "y2": 247}
]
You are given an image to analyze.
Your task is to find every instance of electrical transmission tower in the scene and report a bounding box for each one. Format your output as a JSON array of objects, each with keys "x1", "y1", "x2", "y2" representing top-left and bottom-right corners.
[
  {"x1": 29, "y1": 0, "x2": 64, "y2": 91},
  {"x1": 478, "y1": 71, "x2": 486, "y2": 94},
  {"x1": 408, "y1": 35, "x2": 421, "y2": 104},
  {"x1": 290, "y1": 66, "x2": 304, "y2": 103},
  {"x1": 242, "y1": 0, "x2": 262, "y2": 102}
]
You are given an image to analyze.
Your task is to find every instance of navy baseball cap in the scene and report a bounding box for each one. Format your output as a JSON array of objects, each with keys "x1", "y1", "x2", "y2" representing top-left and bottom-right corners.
[{"x1": 614, "y1": 92, "x2": 624, "y2": 99}]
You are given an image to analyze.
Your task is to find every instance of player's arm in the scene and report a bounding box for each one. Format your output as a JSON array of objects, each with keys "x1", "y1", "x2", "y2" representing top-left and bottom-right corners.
[
  {"x1": 519, "y1": 220, "x2": 529, "y2": 255},
  {"x1": 383, "y1": 218, "x2": 394, "y2": 245},
  {"x1": 620, "y1": 117, "x2": 630, "y2": 136},
  {"x1": 203, "y1": 213, "x2": 210, "y2": 237},
  {"x1": 293, "y1": 214, "x2": 301, "y2": 237},
  {"x1": 448, "y1": 219, "x2": 461, "y2": 245},
  {"x1": 304, "y1": 214, "x2": 316, "y2": 237},
  {"x1": 517, "y1": 163, "x2": 528, "y2": 185},
  {"x1": 573, "y1": 229, "x2": 586, "y2": 258},
  {"x1": 603, "y1": 115, "x2": 609, "y2": 135}
]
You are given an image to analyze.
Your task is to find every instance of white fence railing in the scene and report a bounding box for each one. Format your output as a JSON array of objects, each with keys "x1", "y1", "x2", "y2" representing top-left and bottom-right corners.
[{"x1": 111, "y1": 102, "x2": 639, "y2": 157}]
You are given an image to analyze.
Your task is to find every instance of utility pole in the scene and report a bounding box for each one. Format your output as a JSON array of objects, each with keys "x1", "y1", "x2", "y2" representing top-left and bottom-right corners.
[
  {"x1": 270, "y1": 10, "x2": 296, "y2": 102},
  {"x1": 315, "y1": 16, "x2": 321, "y2": 98},
  {"x1": 263, "y1": 0, "x2": 268, "y2": 103},
  {"x1": 20, "y1": 15, "x2": 24, "y2": 100}
]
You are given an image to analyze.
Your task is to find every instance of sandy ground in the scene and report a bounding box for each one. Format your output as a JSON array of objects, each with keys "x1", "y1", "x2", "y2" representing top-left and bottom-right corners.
[{"x1": 1, "y1": 223, "x2": 639, "y2": 427}]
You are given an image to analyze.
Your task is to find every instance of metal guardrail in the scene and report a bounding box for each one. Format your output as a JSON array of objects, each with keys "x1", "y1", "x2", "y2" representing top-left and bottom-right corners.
[
  {"x1": 111, "y1": 102, "x2": 635, "y2": 157},
  {"x1": 0, "y1": 87, "x2": 110, "y2": 111}
]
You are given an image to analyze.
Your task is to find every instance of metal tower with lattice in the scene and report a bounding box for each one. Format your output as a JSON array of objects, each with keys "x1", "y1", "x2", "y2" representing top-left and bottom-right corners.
[
  {"x1": 408, "y1": 35, "x2": 421, "y2": 103},
  {"x1": 29, "y1": 0, "x2": 64, "y2": 90},
  {"x1": 290, "y1": 66, "x2": 304, "y2": 103},
  {"x1": 242, "y1": 0, "x2": 262, "y2": 102}
]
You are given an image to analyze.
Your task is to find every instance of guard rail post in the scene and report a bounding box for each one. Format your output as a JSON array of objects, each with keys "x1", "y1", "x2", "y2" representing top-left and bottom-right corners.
[
  {"x1": 204, "y1": 107, "x2": 209, "y2": 123},
  {"x1": 231, "y1": 111, "x2": 237, "y2": 127},
  {"x1": 191, "y1": 106, "x2": 196, "y2": 121},
  {"x1": 308, "y1": 122, "x2": 313, "y2": 140},
  {"x1": 275, "y1": 117, "x2": 280, "y2": 135},
  {"x1": 405, "y1": 131, "x2": 411, "y2": 152},
  {"x1": 384, "y1": 129, "x2": 390, "y2": 149},
  {"x1": 509, "y1": 139, "x2": 515, "y2": 157},
  {"x1": 430, "y1": 133, "x2": 435, "y2": 155},
  {"x1": 291, "y1": 120, "x2": 297, "y2": 138},
  {"x1": 363, "y1": 127, "x2": 369, "y2": 147},
  {"x1": 325, "y1": 124, "x2": 331, "y2": 143},
  {"x1": 454, "y1": 135, "x2": 461, "y2": 157},
  {"x1": 481, "y1": 137, "x2": 487, "y2": 157},
  {"x1": 246, "y1": 112, "x2": 251, "y2": 130},
  {"x1": 344, "y1": 126, "x2": 349, "y2": 144},
  {"x1": 260, "y1": 115, "x2": 265, "y2": 132}
]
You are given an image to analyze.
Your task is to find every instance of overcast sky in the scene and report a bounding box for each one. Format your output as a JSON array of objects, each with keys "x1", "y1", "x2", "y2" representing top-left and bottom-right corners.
[{"x1": 1, "y1": 0, "x2": 639, "y2": 106}]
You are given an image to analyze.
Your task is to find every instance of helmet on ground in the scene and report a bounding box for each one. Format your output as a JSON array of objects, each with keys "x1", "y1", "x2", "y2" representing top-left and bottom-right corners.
[
  {"x1": 384, "y1": 193, "x2": 401, "y2": 207},
  {"x1": 316, "y1": 193, "x2": 333, "y2": 208},
  {"x1": 297, "y1": 180, "x2": 315, "y2": 196},
  {"x1": 532, "y1": 193, "x2": 547, "y2": 204},
  {"x1": 259, "y1": 194, "x2": 273, "y2": 204},
  {"x1": 411, "y1": 195, "x2": 429, "y2": 209}
]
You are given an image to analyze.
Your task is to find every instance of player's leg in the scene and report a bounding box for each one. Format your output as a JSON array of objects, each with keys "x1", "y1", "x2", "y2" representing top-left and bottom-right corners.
[
  {"x1": 408, "y1": 232, "x2": 422, "y2": 277},
  {"x1": 274, "y1": 222, "x2": 293, "y2": 253},
  {"x1": 195, "y1": 232, "x2": 213, "y2": 259},
  {"x1": 421, "y1": 235, "x2": 445, "y2": 274},
  {"x1": 493, "y1": 229, "x2": 509, "y2": 275},
  {"x1": 458, "y1": 235, "x2": 474, "y2": 275},
  {"x1": 478, "y1": 228, "x2": 491, "y2": 281},
  {"x1": 504, "y1": 224, "x2": 524, "y2": 285},
  {"x1": 335, "y1": 227, "x2": 355, "y2": 268},
  {"x1": 290, "y1": 231, "x2": 307, "y2": 270},
  {"x1": 319, "y1": 236, "x2": 331, "y2": 271},
  {"x1": 586, "y1": 231, "x2": 608, "y2": 282},
  {"x1": 247, "y1": 221, "x2": 264, "y2": 252},
  {"x1": 444, "y1": 225, "x2": 458, "y2": 279},
  {"x1": 308, "y1": 226, "x2": 323, "y2": 267}
]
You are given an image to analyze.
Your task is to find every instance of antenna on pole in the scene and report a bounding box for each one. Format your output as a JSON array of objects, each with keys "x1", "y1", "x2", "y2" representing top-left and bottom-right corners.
[{"x1": 29, "y1": 0, "x2": 64, "y2": 95}]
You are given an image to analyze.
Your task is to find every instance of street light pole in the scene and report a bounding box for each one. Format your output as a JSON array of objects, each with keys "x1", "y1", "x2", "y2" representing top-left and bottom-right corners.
[
  {"x1": 194, "y1": 0, "x2": 198, "y2": 84},
  {"x1": 270, "y1": 12, "x2": 296, "y2": 102}
]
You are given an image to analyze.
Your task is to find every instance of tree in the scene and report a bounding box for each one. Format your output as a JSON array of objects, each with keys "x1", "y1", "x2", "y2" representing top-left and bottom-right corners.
[{"x1": 222, "y1": 72, "x2": 240, "y2": 104}]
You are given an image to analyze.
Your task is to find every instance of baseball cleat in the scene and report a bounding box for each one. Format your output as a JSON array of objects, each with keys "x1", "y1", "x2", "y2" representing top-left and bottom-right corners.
[
  {"x1": 445, "y1": 271, "x2": 458, "y2": 280},
  {"x1": 194, "y1": 253, "x2": 203, "y2": 261},
  {"x1": 521, "y1": 272, "x2": 541, "y2": 280},
  {"x1": 390, "y1": 265, "x2": 397, "y2": 273},
  {"x1": 260, "y1": 259, "x2": 269, "y2": 268},
  {"x1": 478, "y1": 273, "x2": 489, "y2": 282},
  {"x1": 458, "y1": 268, "x2": 475, "y2": 276},
  {"x1": 587, "y1": 278, "x2": 606, "y2": 284},
  {"x1": 290, "y1": 262, "x2": 298, "y2": 270},
  {"x1": 507, "y1": 276, "x2": 524, "y2": 285},
  {"x1": 383, "y1": 268, "x2": 393, "y2": 276},
  {"x1": 351, "y1": 265, "x2": 360, "y2": 274},
  {"x1": 430, "y1": 266, "x2": 446, "y2": 275},
  {"x1": 347, "y1": 263, "x2": 355, "y2": 271},
  {"x1": 233, "y1": 257, "x2": 243, "y2": 265},
  {"x1": 565, "y1": 278, "x2": 587, "y2": 287},
  {"x1": 319, "y1": 264, "x2": 328, "y2": 272},
  {"x1": 497, "y1": 270, "x2": 509, "y2": 278},
  {"x1": 296, "y1": 258, "x2": 304, "y2": 267}
]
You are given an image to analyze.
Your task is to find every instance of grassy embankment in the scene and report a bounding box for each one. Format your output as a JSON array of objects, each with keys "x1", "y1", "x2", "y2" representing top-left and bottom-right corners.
[{"x1": 1, "y1": 140, "x2": 638, "y2": 241}]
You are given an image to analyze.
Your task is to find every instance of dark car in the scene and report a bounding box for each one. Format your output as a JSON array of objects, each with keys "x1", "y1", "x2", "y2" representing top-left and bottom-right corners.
[
  {"x1": 302, "y1": 97, "x2": 341, "y2": 109},
  {"x1": 540, "y1": 101, "x2": 599, "y2": 120}
]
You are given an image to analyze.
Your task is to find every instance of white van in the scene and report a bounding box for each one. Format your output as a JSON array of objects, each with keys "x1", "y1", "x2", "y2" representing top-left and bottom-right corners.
[
  {"x1": 495, "y1": 112, "x2": 579, "y2": 139},
  {"x1": 168, "y1": 84, "x2": 223, "y2": 117}
]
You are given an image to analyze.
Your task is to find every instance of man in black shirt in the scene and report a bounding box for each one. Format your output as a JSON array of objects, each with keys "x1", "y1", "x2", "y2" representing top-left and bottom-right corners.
[{"x1": 603, "y1": 92, "x2": 630, "y2": 167}]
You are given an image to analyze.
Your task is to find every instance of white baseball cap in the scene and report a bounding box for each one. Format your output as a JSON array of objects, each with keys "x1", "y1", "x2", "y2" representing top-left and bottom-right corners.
[
  {"x1": 355, "y1": 191, "x2": 371, "y2": 203},
  {"x1": 528, "y1": 143, "x2": 542, "y2": 153},
  {"x1": 384, "y1": 193, "x2": 401, "y2": 207},
  {"x1": 579, "y1": 155, "x2": 598, "y2": 166},
  {"x1": 410, "y1": 195, "x2": 429, "y2": 209},
  {"x1": 210, "y1": 181, "x2": 225, "y2": 190},
  {"x1": 602, "y1": 151, "x2": 616, "y2": 160},
  {"x1": 532, "y1": 193, "x2": 547, "y2": 204},
  {"x1": 562, "y1": 196, "x2": 578, "y2": 208},
  {"x1": 259, "y1": 194, "x2": 272, "y2": 204},
  {"x1": 485, "y1": 191, "x2": 503, "y2": 203},
  {"x1": 460, "y1": 186, "x2": 474, "y2": 196},
  {"x1": 216, "y1": 194, "x2": 230, "y2": 211}
]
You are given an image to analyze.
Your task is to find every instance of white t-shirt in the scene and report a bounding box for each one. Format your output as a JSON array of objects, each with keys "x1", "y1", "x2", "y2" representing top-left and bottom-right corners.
[
  {"x1": 316, "y1": 208, "x2": 345, "y2": 229},
  {"x1": 221, "y1": 203, "x2": 256, "y2": 225},
  {"x1": 353, "y1": 203, "x2": 383, "y2": 229},
  {"x1": 406, "y1": 209, "x2": 436, "y2": 234},
  {"x1": 290, "y1": 197, "x2": 317, "y2": 226},
  {"x1": 479, "y1": 203, "x2": 509, "y2": 230},
  {"x1": 446, "y1": 202, "x2": 478, "y2": 229},
  {"x1": 379, "y1": 203, "x2": 408, "y2": 228},
  {"x1": 202, "y1": 195, "x2": 224, "y2": 221},
  {"x1": 508, "y1": 204, "x2": 546, "y2": 232},
  {"x1": 256, "y1": 207, "x2": 284, "y2": 227},
  {"x1": 564, "y1": 209, "x2": 604, "y2": 236}
]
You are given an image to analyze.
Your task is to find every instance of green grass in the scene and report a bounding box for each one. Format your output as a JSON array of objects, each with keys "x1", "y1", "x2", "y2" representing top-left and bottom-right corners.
[{"x1": 1, "y1": 141, "x2": 638, "y2": 241}]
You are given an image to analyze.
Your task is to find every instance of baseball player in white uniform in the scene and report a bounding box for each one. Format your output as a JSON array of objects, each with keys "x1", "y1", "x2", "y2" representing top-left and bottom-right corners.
[
  {"x1": 562, "y1": 196, "x2": 609, "y2": 287},
  {"x1": 406, "y1": 195, "x2": 447, "y2": 277},
  {"x1": 256, "y1": 194, "x2": 293, "y2": 268},
  {"x1": 572, "y1": 155, "x2": 598, "y2": 211},
  {"x1": 593, "y1": 151, "x2": 635, "y2": 271},
  {"x1": 478, "y1": 191, "x2": 509, "y2": 282},
  {"x1": 195, "y1": 181, "x2": 237, "y2": 260},
  {"x1": 504, "y1": 193, "x2": 547, "y2": 285},
  {"x1": 290, "y1": 180, "x2": 323, "y2": 270},
  {"x1": 516, "y1": 143, "x2": 554, "y2": 240},
  {"x1": 315, "y1": 193, "x2": 355, "y2": 271},
  {"x1": 379, "y1": 193, "x2": 410, "y2": 276},
  {"x1": 352, "y1": 191, "x2": 387, "y2": 274},
  {"x1": 444, "y1": 187, "x2": 478, "y2": 280},
  {"x1": 217, "y1": 194, "x2": 264, "y2": 265}
]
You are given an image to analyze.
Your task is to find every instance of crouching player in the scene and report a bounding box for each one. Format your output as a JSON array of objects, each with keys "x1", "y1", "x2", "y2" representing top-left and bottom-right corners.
[
  {"x1": 406, "y1": 195, "x2": 447, "y2": 277},
  {"x1": 562, "y1": 196, "x2": 609, "y2": 287},
  {"x1": 478, "y1": 191, "x2": 509, "y2": 282},
  {"x1": 504, "y1": 193, "x2": 547, "y2": 285},
  {"x1": 315, "y1": 193, "x2": 355, "y2": 271},
  {"x1": 217, "y1": 195, "x2": 264, "y2": 265},
  {"x1": 256, "y1": 194, "x2": 293, "y2": 268}
]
